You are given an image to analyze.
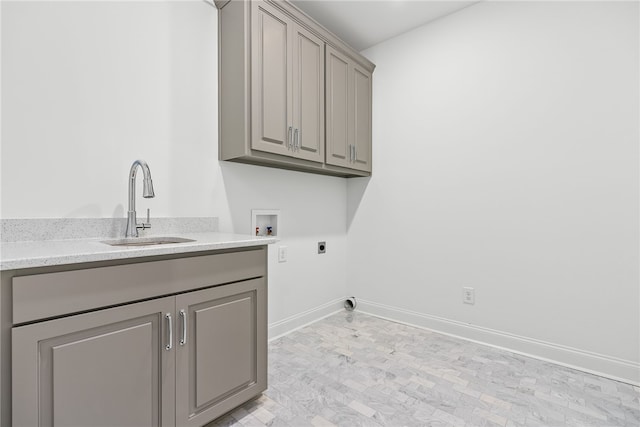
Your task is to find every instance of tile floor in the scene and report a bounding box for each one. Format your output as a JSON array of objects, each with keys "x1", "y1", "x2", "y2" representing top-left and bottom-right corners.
[{"x1": 211, "y1": 312, "x2": 640, "y2": 427}]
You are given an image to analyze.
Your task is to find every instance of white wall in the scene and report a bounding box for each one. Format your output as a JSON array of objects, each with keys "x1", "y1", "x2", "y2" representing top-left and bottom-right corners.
[
  {"x1": 1, "y1": 1, "x2": 347, "y2": 332},
  {"x1": 3, "y1": 0, "x2": 638, "y2": 384},
  {"x1": 349, "y1": 1, "x2": 639, "y2": 383}
]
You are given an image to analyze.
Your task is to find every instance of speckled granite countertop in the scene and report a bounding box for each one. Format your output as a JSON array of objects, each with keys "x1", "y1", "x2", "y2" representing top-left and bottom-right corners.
[
  {"x1": 0, "y1": 232, "x2": 275, "y2": 271},
  {"x1": 0, "y1": 218, "x2": 276, "y2": 270}
]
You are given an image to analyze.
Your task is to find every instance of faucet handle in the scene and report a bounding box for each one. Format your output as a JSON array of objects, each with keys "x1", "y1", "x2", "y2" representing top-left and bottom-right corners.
[{"x1": 137, "y1": 208, "x2": 152, "y2": 230}]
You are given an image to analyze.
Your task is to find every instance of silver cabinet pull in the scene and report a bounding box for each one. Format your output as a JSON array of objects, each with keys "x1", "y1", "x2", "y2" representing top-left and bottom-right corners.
[
  {"x1": 294, "y1": 128, "x2": 299, "y2": 151},
  {"x1": 288, "y1": 126, "x2": 293, "y2": 150},
  {"x1": 353, "y1": 145, "x2": 357, "y2": 162},
  {"x1": 165, "y1": 313, "x2": 173, "y2": 351},
  {"x1": 349, "y1": 145, "x2": 354, "y2": 163},
  {"x1": 179, "y1": 309, "x2": 187, "y2": 346}
]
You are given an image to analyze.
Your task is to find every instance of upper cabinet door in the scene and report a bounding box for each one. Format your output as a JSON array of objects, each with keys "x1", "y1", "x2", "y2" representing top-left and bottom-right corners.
[
  {"x1": 325, "y1": 45, "x2": 351, "y2": 168},
  {"x1": 251, "y1": 2, "x2": 293, "y2": 156},
  {"x1": 292, "y1": 24, "x2": 324, "y2": 163},
  {"x1": 351, "y1": 64, "x2": 372, "y2": 172}
]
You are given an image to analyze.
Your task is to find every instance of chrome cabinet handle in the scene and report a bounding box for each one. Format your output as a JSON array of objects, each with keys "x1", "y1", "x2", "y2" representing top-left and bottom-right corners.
[
  {"x1": 353, "y1": 145, "x2": 357, "y2": 162},
  {"x1": 294, "y1": 128, "x2": 299, "y2": 151},
  {"x1": 165, "y1": 313, "x2": 173, "y2": 351},
  {"x1": 288, "y1": 126, "x2": 293, "y2": 150},
  {"x1": 349, "y1": 145, "x2": 354, "y2": 163},
  {"x1": 179, "y1": 309, "x2": 187, "y2": 346}
]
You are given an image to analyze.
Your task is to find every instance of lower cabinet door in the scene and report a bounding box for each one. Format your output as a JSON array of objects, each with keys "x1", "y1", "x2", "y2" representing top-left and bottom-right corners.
[
  {"x1": 175, "y1": 278, "x2": 267, "y2": 426},
  {"x1": 12, "y1": 297, "x2": 176, "y2": 427}
]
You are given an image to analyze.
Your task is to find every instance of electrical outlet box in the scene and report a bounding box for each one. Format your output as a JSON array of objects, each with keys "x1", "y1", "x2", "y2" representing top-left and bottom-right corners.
[
  {"x1": 278, "y1": 246, "x2": 287, "y2": 263},
  {"x1": 318, "y1": 241, "x2": 326, "y2": 254},
  {"x1": 463, "y1": 287, "x2": 475, "y2": 305}
]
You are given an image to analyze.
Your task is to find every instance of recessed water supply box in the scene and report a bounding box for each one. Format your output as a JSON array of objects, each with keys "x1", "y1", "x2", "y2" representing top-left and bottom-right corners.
[{"x1": 251, "y1": 209, "x2": 280, "y2": 238}]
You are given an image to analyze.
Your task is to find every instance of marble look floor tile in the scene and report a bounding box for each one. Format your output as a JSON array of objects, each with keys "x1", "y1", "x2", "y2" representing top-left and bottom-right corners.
[
  {"x1": 349, "y1": 400, "x2": 377, "y2": 418},
  {"x1": 310, "y1": 415, "x2": 337, "y2": 427},
  {"x1": 209, "y1": 312, "x2": 639, "y2": 427}
]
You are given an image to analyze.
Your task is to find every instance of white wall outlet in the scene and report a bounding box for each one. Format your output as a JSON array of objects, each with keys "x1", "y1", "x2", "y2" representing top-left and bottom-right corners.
[
  {"x1": 278, "y1": 246, "x2": 287, "y2": 263},
  {"x1": 462, "y1": 287, "x2": 475, "y2": 305}
]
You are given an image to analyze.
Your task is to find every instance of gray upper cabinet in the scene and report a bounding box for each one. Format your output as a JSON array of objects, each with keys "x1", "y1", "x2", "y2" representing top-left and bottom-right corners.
[
  {"x1": 325, "y1": 46, "x2": 350, "y2": 169},
  {"x1": 250, "y1": 3, "x2": 292, "y2": 157},
  {"x1": 326, "y1": 45, "x2": 372, "y2": 173},
  {"x1": 292, "y1": 24, "x2": 324, "y2": 162},
  {"x1": 218, "y1": 0, "x2": 375, "y2": 177},
  {"x1": 352, "y1": 63, "x2": 373, "y2": 172},
  {"x1": 250, "y1": 2, "x2": 324, "y2": 163}
]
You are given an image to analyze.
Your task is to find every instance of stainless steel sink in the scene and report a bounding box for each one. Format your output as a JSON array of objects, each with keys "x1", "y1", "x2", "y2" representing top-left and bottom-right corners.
[{"x1": 101, "y1": 237, "x2": 196, "y2": 247}]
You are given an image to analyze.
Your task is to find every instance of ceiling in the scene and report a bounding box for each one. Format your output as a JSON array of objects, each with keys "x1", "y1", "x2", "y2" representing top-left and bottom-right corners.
[{"x1": 290, "y1": 0, "x2": 479, "y2": 51}]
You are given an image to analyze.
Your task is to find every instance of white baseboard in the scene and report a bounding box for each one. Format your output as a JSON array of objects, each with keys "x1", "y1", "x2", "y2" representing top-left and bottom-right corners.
[
  {"x1": 268, "y1": 297, "x2": 345, "y2": 341},
  {"x1": 357, "y1": 299, "x2": 640, "y2": 387}
]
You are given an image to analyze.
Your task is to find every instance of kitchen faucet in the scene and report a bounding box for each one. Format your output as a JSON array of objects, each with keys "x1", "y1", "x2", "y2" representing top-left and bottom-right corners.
[{"x1": 125, "y1": 160, "x2": 155, "y2": 238}]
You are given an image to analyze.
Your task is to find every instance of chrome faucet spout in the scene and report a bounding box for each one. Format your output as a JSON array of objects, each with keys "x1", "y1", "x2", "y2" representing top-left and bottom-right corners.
[{"x1": 125, "y1": 160, "x2": 155, "y2": 238}]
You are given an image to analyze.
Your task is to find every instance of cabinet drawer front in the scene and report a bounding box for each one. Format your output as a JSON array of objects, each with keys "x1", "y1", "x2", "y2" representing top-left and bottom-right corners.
[{"x1": 13, "y1": 247, "x2": 267, "y2": 324}]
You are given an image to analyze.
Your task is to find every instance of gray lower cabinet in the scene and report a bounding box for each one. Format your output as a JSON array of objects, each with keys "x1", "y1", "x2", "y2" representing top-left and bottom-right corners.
[
  {"x1": 11, "y1": 261, "x2": 267, "y2": 427},
  {"x1": 13, "y1": 297, "x2": 176, "y2": 427},
  {"x1": 176, "y1": 278, "x2": 267, "y2": 426}
]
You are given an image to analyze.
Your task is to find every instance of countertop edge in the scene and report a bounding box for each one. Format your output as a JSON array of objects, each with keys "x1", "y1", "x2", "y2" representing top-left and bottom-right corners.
[{"x1": 0, "y1": 234, "x2": 277, "y2": 271}]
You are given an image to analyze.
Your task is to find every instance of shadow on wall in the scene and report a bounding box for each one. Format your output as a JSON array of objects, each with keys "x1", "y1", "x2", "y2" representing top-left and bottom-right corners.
[
  {"x1": 219, "y1": 161, "x2": 349, "y2": 237},
  {"x1": 347, "y1": 176, "x2": 371, "y2": 231},
  {"x1": 218, "y1": 162, "x2": 261, "y2": 235}
]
